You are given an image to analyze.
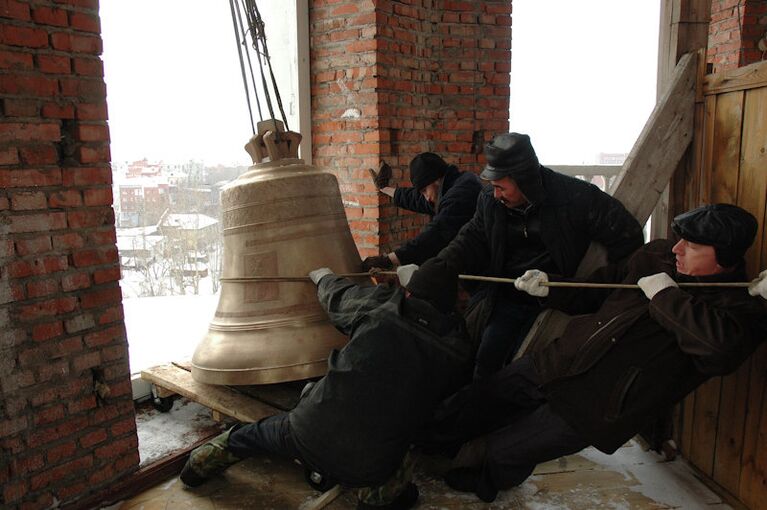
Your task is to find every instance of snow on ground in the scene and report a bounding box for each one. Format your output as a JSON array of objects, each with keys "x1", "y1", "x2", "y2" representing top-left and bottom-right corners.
[
  {"x1": 135, "y1": 398, "x2": 221, "y2": 466},
  {"x1": 121, "y1": 290, "x2": 219, "y2": 374}
]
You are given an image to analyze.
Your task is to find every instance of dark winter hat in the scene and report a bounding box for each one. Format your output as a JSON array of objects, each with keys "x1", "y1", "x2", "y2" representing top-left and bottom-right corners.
[
  {"x1": 671, "y1": 203, "x2": 757, "y2": 267},
  {"x1": 405, "y1": 259, "x2": 458, "y2": 314},
  {"x1": 480, "y1": 133, "x2": 540, "y2": 181},
  {"x1": 410, "y1": 153, "x2": 449, "y2": 191}
]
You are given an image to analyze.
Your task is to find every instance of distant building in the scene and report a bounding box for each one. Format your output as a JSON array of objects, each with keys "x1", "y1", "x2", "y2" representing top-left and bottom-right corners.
[
  {"x1": 117, "y1": 178, "x2": 171, "y2": 227},
  {"x1": 126, "y1": 158, "x2": 163, "y2": 178},
  {"x1": 116, "y1": 226, "x2": 164, "y2": 269},
  {"x1": 598, "y1": 152, "x2": 628, "y2": 165}
]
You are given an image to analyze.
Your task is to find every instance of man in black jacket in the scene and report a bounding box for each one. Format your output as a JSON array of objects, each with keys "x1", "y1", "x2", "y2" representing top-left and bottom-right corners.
[
  {"x1": 441, "y1": 203, "x2": 767, "y2": 503},
  {"x1": 362, "y1": 153, "x2": 482, "y2": 270},
  {"x1": 432, "y1": 133, "x2": 644, "y2": 379},
  {"x1": 180, "y1": 259, "x2": 471, "y2": 510}
]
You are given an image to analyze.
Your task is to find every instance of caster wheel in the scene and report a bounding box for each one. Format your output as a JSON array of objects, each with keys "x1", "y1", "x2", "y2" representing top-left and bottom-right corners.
[
  {"x1": 150, "y1": 385, "x2": 174, "y2": 412},
  {"x1": 152, "y1": 396, "x2": 174, "y2": 412}
]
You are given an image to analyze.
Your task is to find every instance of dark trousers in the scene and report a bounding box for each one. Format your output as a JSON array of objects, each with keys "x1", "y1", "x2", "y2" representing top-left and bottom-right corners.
[
  {"x1": 480, "y1": 403, "x2": 588, "y2": 490},
  {"x1": 451, "y1": 357, "x2": 589, "y2": 491},
  {"x1": 228, "y1": 413, "x2": 304, "y2": 462},
  {"x1": 473, "y1": 297, "x2": 540, "y2": 380}
]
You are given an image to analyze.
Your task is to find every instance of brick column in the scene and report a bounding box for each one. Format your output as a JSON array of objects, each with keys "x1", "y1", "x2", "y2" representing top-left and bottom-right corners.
[
  {"x1": 310, "y1": 0, "x2": 511, "y2": 257},
  {"x1": 0, "y1": 1, "x2": 138, "y2": 508},
  {"x1": 708, "y1": 0, "x2": 767, "y2": 72}
]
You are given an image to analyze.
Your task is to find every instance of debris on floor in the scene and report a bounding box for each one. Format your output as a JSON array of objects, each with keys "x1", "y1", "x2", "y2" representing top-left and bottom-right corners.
[{"x1": 134, "y1": 397, "x2": 223, "y2": 467}]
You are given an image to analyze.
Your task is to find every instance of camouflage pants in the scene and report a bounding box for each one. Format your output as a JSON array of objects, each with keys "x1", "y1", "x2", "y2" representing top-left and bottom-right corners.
[{"x1": 356, "y1": 451, "x2": 415, "y2": 506}]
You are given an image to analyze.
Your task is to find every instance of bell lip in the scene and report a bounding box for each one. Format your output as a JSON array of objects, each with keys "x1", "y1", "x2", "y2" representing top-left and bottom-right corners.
[{"x1": 191, "y1": 360, "x2": 327, "y2": 386}]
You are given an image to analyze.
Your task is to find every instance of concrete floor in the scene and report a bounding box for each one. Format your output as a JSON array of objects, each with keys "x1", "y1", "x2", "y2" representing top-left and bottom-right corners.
[{"x1": 115, "y1": 440, "x2": 731, "y2": 510}]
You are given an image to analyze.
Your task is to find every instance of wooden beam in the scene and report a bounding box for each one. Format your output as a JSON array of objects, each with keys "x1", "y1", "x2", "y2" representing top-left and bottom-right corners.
[
  {"x1": 652, "y1": 0, "x2": 711, "y2": 239},
  {"x1": 141, "y1": 364, "x2": 281, "y2": 423},
  {"x1": 610, "y1": 51, "x2": 698, "y2": 225},
  {"x1": 576, "y1": 51, "x2": 698, "y2": 274},
  {"x1": 704, "y1": 59, "x2": 767, "y2": 96}
]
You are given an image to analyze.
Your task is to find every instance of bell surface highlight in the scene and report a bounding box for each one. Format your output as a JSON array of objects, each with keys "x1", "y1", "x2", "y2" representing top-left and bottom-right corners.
[{"x1": 191, "y1": 120, "x2": 362, "y2": 385}]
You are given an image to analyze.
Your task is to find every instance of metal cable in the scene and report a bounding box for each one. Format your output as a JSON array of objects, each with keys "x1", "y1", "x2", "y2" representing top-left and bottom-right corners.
[
  {"x1": 228, "y1": 0, "x2": 256, "y2": 133},
  {"x1": 233, "y1": 0, "x2": 263, "y2": 121},
  {"x1": 251, "y1": 0, "x2": 290, "y2": 130},
  {"x1": 243, "y1": 0, "x2": 277, "y2": 129}
]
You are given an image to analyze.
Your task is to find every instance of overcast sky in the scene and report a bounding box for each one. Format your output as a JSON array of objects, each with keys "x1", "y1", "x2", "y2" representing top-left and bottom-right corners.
[
  {"x1": 509, "y1": 1, "x2": 661, "y2": 164},
  {"x1": 100, "y1": 1, "x2": 660, "y2": 166}
]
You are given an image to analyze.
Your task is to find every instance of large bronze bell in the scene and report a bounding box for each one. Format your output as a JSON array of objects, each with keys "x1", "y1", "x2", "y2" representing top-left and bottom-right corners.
[{"x1": 191, "y1": 120, "x2": 362, "y2": 385}]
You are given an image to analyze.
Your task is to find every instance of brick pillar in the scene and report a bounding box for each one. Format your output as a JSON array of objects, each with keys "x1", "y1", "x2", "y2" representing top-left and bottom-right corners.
[
  {"x1": 708, "y1": 0, "x2": 767, "y2": 72},
  {"x1": 310, "y1": 0, "x2": 511, "y2": 257},
  {"x1": 0, "y1": 1, "x2": 138, "y2": 508}
]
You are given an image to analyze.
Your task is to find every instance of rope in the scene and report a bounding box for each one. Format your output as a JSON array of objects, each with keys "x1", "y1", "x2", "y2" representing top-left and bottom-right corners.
[{"x1": 219, "y1": 272, "x2": 752, "y2": 289}]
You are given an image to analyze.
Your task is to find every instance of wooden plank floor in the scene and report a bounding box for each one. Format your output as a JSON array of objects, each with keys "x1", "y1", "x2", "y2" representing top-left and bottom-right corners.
[
  {"x1": 115, "y1": 441, "x2": 731, "y2": 509},
  {"x1": 132, "y1": 364, "x2": 732, "y2": 509}
]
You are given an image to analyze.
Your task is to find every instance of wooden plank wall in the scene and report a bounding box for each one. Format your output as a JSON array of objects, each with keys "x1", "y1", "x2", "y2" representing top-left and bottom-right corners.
[{"x1": 674, "y1": 58, "x2": 767, "y2": 509}]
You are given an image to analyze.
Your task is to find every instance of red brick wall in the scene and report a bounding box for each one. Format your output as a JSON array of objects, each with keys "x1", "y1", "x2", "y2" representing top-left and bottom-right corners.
[
  {"x1": 708, "y1": 0, "x2": 767, "y2": 72},
  {"x1": 310, "y1": 0, "x2": 511, "y2": 257},
  {"x1": 0, "y1": 1, "x2": 138, "y2": 508}
]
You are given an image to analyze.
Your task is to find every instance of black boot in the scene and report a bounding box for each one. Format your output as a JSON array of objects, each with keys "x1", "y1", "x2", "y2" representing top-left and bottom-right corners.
[{"x1": 444, "y1": 467, "x2": 498, "y2": 503}]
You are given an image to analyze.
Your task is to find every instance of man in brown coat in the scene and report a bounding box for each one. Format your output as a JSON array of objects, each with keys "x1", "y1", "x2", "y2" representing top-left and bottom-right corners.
[{"x1": 441, "y1": 203, "x2": 767, "y2": 502}]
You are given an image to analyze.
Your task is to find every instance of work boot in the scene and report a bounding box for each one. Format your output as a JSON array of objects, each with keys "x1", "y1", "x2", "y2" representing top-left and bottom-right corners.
[
  {"x1": 357, "y1": 452, "x2": 417, "y2": 509},
  {"x1": 180, "y1": 427, "x2": 243, "y2": 487},
  {"x1": 356, "y1": 483, "x2": 418, "y2": 510}
]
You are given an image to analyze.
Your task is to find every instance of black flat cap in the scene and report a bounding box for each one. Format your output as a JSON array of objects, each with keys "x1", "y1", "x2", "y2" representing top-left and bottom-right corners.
[
  {"x1": 480, "y1": 133, "x2": 540, "y2": 181},
  {"x1": 672, "y1": 203, "x2": 757, "y2": 267}
]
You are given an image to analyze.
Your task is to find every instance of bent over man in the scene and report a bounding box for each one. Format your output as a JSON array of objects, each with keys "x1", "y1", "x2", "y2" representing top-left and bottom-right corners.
[
  {"x1": 433, "y1": 133, "x2": 644, "y2": 379},
  {"x1": 362, "y1": 153, "x2": 482, "y2": 270},
  {"x1": 180, "y1": 259, "x2": 471, "y2": 510},
  {"x1": 441, "y1": 203, "x2": 767, "y2": 503}
]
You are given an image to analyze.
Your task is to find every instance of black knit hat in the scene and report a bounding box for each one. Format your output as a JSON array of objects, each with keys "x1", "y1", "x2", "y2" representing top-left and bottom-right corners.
[
  {"x1": 480, "y1": 133, "x2": 540, "y2": 181},
  {"x1": 409, "y1": 153, "x2": 449, "y2": 191},
  {"x1": 405, "y1": 259, "x2": 458, "y2": 313},
  {"x1": 671, "y1": 203, "x2": 757, "y2": 267}
]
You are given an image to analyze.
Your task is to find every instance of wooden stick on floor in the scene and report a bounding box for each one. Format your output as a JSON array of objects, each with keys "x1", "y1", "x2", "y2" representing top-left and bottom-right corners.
[{"x1": 300, "y1": 484, "x2": 344, "y2": 510}]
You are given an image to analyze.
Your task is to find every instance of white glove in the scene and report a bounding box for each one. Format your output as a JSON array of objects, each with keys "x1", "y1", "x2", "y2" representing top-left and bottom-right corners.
[
  {"x1": 396, "y1": 264, "x2": 419, "y2": 288},
  {"x1": 514, "y1": 269, "x2": 549, "y2": 297},
  {"x1": 308, "y1": 267, "x2": 333, "y2": 285},
  {"x1": 748, "y1": 270, "x2": 767, "y2": 299},
  {"x1": 637, "y1": 272, "x2": 678, "y2": 300}
]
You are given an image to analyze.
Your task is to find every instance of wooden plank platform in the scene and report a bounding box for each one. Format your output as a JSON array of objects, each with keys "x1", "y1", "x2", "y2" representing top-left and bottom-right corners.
[{"x1": 140, "y1": 363, "x2": 303, "y2": 423}]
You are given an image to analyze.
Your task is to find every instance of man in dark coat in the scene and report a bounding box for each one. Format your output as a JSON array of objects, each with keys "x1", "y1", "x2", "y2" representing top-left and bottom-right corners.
[
  {"x1": 180, "y1": 259, "x2": 472, "y2": 510},
  {"x1": 362, "y1": 153, "x2": 482, "y2": 270},
  {"x1": 441, "y1": 203, "x2": 767, "y2": 503},
  {"x1": 433, "y1": 133, "x2": 645, "y2": 379}
]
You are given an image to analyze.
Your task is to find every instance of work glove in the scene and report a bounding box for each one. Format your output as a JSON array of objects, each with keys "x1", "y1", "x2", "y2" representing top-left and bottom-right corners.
[
  {"x1": 396, "y1": 264, "x2": 419, "y2": 288},
  {"x1": 368, "y1": 160, "x2": 392, "y2": 190},
  {"x1": 362, "y1": 255, "x2": 394, "y2": 271},
  {"x1": 637, "y1": 272, "x2": 678, "y2": 300},
  {"x1": 308, "y1": 267, "x2": 333, "y2": 285},
  {"x1": 748, "y1": 270, "x2": 767, "y2": 299},
  {"x1": 514, "y1": 269, "x2": 549, "y2": 297}
]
